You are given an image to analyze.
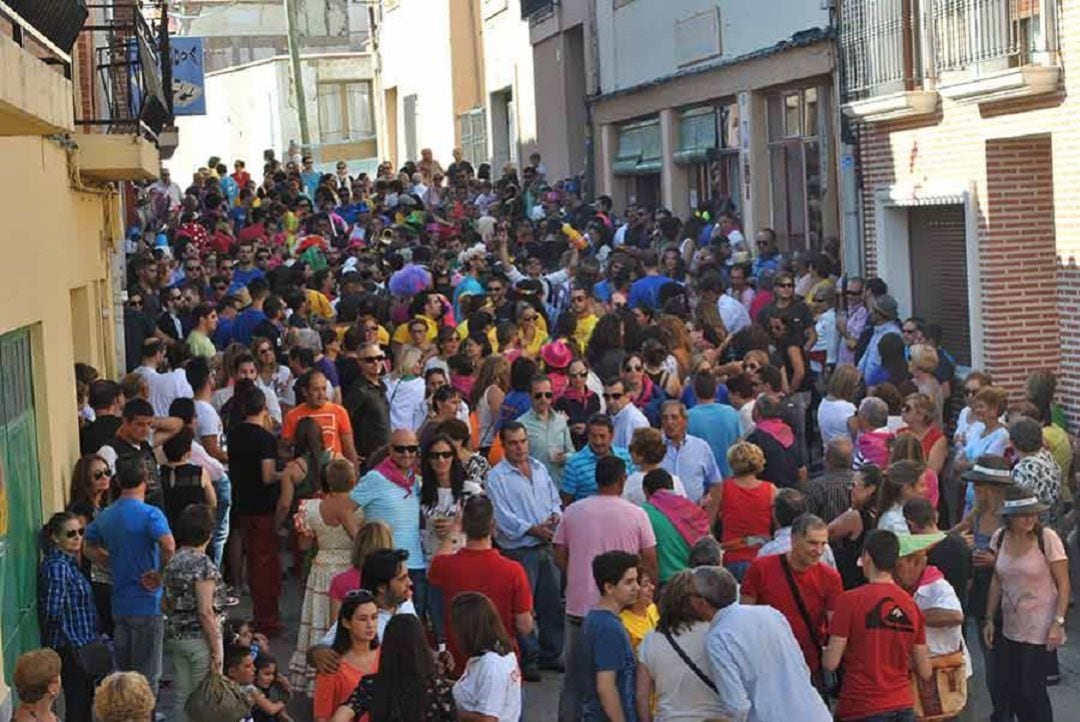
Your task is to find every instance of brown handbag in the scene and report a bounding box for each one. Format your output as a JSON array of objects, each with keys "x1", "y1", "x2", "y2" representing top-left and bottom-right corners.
[{"x1": 910, "y1": 649, "x2": 968, "y2": 722}]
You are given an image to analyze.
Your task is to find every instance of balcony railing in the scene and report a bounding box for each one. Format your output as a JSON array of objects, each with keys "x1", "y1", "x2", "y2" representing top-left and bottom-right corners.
[
  {"x1": 840, "y1": 0, "x2": 1059, "y2": 102},
  {"x1": 840, "y1": 0, "x2": 923, "y2": 101},
  {"x1": 76, "y1": 2, "x2": 171, "y2": 141}
]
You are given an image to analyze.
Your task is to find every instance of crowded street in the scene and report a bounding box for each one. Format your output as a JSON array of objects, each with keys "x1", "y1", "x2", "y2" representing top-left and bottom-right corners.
[{"x1": 4, "y1": 1, "x2": 1080, "y2": 721}]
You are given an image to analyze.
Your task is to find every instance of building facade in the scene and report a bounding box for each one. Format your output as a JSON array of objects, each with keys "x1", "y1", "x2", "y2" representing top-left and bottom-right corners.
[
  {"x1": 0, "y1": 0, "x2": 163, "y2": 709},
  {"x1": 528, "y1": 0, "x2": 840, "y2": 251},
  {"x1": 839, "y1": 0, "x2": 1075, "y2": 418}
]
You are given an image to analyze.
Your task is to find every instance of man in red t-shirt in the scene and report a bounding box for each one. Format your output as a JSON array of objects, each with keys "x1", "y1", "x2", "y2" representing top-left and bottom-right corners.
[
  {"x1": 428, "y1": 495, "x2": 534, "y2": 674},
  {"x1": 742, "y1": 513, "x2": 842, "y2": 677},
  {"x1": 824, "y1": 529, "x2": 932, "y2": 721}
]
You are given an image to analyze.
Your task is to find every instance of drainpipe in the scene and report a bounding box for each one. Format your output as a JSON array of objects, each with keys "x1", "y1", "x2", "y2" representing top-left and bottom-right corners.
[{"x1": 284, "y1": 0, "x2": 311, "y2": 147}]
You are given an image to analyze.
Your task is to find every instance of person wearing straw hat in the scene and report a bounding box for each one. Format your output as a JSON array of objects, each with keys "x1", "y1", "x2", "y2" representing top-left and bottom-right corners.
[{"x1": 984, "y1": 486, "x2": 1069, "y2": 722}]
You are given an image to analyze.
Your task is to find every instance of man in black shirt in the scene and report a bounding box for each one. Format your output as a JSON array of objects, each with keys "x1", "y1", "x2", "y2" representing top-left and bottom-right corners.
[
  {"x1": 342, "y1": 341, "x2": 391, "y2": 464},
  {"x1": 81, "y1": 380, "x2": 125, "y2": 456},
  {"x1": 96, "y1": 399, "x2": 182, "y2": 511},
  {"x1": 903, "y1": 496, "x2": 971, "y2": 612}
]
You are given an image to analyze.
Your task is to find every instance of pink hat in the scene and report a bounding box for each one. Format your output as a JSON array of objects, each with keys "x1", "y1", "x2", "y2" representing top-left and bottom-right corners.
[{"x1": 540, "y1": 339, "x2": 574, "y2": 370}]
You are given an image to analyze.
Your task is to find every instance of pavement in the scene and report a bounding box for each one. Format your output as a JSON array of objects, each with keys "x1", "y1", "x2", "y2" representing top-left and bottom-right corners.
[{"x1": 158, "y1": 564, "x2": 1079, "y2": 722}]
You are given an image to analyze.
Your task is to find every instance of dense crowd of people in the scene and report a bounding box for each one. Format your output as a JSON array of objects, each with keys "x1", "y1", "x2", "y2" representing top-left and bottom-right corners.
[{"x1": 37, "y1": 145, "x2": 1074, "y2": 722}]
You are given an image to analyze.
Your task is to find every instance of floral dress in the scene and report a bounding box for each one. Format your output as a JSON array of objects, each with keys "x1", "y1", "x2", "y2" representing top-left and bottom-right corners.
[
  {"x1": 288, "y1": 499, "x2": 363, "y2": 695},
  {"x1": 341, "y1": 673, "x2": 456, "y2": 722}
]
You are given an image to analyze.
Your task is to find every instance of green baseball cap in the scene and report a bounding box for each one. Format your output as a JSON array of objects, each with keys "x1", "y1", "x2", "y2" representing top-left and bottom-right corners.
[{"x1": 897, "y1": 532, "x2": 946, "y2": 557}]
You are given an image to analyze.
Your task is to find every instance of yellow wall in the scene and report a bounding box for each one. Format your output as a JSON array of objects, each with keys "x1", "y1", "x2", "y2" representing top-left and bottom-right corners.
[{"x1": 450, "y1": 0, "x2": 486, "y2": 122}]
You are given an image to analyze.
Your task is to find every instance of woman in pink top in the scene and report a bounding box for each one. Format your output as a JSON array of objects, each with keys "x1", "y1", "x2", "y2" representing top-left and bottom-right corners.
[
  {"x1": 327, "y1": 521, "x2": 394, "y2": 623},
  {"x1": 984, "y1": 488, "x2": 1069, "y2": 720}
]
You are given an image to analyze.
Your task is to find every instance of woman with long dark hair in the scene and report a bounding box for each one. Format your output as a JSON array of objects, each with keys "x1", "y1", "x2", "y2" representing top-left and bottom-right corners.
[
  {"x1": 586, "y1": 313, "x2": 626, "y2": 382},
  {"x1": 38, "y1": 511, "x2": 99, "y2": 722},
  {"x1": 277, "y1": 416, "x2": 332, "y2": 527},
  {"x1": 67, "y1": 454, "x2": 115, "y2": 634},
  {"x1": 314, "y1": 590, "x2": 379, "y2": 722},
  {"x1": 828, "y1": 465, "x2": 883, "y2": 589},
  {"x1": 450, "y1": 592, "x2": 521, "y2": 722},
  {"x1": 330, "y1": 614, "x2": 455, "y2": 722}
]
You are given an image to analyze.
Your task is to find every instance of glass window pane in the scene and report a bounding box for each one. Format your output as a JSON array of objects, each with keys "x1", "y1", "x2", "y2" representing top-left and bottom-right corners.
[
  {"x1": 720, "y1": 102, "x2": 740, "y2": 149},
  {"x1": 804, "y1": 87, "x2": 818, "y2": 137},
  {"x1": 766, "y1": 95, "x2": 783, "y2": 142},
  {"x1": 784, "y1": 93, "x2": 801, "y2": 138},
  {"x1": 786, "y1": 143, "x2": 806, "y2": 247},
  {"x1": 317, "y1": 84, "x2": 344, "y2": 143}
]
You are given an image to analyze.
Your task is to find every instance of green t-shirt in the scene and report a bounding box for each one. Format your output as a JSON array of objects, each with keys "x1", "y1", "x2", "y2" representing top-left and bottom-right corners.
[
  {"x1": 643, "y1": 502, "x2": 690, "y2": 584},
  {"x1": 186, "y1": 330, "x2": 216, "y2": 359}
]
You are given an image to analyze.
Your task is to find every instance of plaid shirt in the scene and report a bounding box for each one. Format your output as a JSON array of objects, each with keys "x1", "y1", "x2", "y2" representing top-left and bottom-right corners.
[{"x1": 40, "y1": 550, "x2": 98, "y2": 648}]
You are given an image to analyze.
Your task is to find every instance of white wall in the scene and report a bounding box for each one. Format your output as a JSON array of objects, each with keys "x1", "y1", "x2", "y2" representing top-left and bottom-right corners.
[
  {"x1": 379, "y1": 0, "x2": 456, "y2": 163},
  {"x1": 482, "y1": 0, "x2": 538, "y2": 169},
  {"x1": 596, "y1": 0, "x2": 831, "y2": 94}
]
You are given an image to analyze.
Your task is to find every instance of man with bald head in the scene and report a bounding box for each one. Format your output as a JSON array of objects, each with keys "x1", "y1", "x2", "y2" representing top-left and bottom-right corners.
[
  {"x1": 349, "y1": 428, "x2": 426, "y2": 616},
  {"x1": 806, "y1": 437, "x2": 858, "y2": 523}
]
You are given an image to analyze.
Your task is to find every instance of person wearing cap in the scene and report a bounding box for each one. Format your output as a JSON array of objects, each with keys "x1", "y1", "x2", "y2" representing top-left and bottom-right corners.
[
  {"x1": 857, "y1": 293, "x2": 902, "y2": 378},
  {"x1": 824, "y1": 529, "x2": 932, "y2": 721},
  {"x1": 892, "y1": 531, "x2": 971, "y2": 680},
  {"x1": 984, "y1": 486, "x2": 1069, "y2": 720}
]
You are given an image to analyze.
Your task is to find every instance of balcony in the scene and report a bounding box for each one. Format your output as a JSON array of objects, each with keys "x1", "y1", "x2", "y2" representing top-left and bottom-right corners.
[
  {"x1": 0, "y1": 0, "x2": 88, "y2": 136},
  {"x1": 839, "y1": 0, "x2": 1059, "y2": 121},
  {"x1": 931, "y1": 0, "x2": 1059, "y2": 103},
  {"x1": 75, "y1": 2, "x2": 171, "y2": 181},
  {"x1": 839, "y1": 0, "x2": 939, "y2": 122}
]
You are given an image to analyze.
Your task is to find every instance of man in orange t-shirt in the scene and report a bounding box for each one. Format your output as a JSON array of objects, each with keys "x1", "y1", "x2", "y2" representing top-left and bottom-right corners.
[{"x1": 282, "y1": 369, "x2": 358, "y2": 465}]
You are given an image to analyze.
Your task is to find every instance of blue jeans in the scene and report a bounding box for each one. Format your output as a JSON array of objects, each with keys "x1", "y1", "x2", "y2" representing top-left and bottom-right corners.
[
  {"x1": 502, "y1": 545, "x2": 564, "y2": 667},
  {"x1": 849, "y1": 711, "x2": 915, "y2": 722},
  {"x1": 557, "y1": 615, "x2": 584, "y2": 722},
  {"x1": 210, "y1": 475, "x2": 231, "y2": 568},
  {"x1": 114, "y1": 615, "x2": 165, "y2": 695},
  {"x1": 409, "y1": 568, "x2": 445, "y2": 642}
]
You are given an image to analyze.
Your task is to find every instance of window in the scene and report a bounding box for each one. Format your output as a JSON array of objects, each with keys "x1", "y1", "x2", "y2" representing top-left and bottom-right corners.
[
  {"x1": 675, "y1": 7, "x2": 722, "y2": 67},
  {"x1": 459, "y1": 108, "x2": 488, "y2": 166},
  {"x1": 316, "y1": 81, "x2": 374, "y2": 144},
  {"x1": 766, "y1": 87, "x2": 829, "y2": 251},
  {"x1": 613, "y1": 119, "x2": 662, "y2": 176}
]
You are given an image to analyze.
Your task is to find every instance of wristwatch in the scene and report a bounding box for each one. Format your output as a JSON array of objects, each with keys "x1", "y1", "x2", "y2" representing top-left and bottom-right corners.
[{"x1": 1054, "y1": 616, "x2": 1066, "y2": 626}]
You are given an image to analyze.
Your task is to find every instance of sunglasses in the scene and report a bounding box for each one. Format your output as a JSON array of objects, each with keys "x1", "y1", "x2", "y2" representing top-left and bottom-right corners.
[
  {"x1": 624, "y1": 364, "x2": 643, "y2": 372},
  {"x1": 65, "y1": 528, "x2": 86, "y2": 539},
  {"x1": 522, "y1": 315, "x2": 538, "y2": 322},
  {"x1": 570, "y1": 371, "x2": 588, "y2": 378},
  {"x1": 393, "y1": 445, "x2": 420, "y2": 454},
  {"x1": 845, "y1": 290, "x2": 862, "y2": 296},
  {"x1": 533, "y1": 391, "x2": 554, "y2": 399},
  {"x1": 603, "y1": 392, "x2": 624, "y2": 400},
  {"x1": 93, "y1": 469, "x2": 113, "y2": 481},
  {"x1": 344, "y1": 589, "x2": 375, "y2": 602},
  {"x1": 427, "y1": 450, "x2": 454, "y2": 460},
  {"x1": 776, "y1": 283, "x2": 794, "y2": 288},
  {"x1": 360, "y1": 355, "x2": 386, "y2": 364}
]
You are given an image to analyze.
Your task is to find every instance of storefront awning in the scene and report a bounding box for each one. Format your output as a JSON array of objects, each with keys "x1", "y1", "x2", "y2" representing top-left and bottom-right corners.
[
  {"x1": 614, "y1": 118, "x2": 662, "y2": 176},
  {"x1": 674, "y1": 107, "x2": 717, "y2": 165}
]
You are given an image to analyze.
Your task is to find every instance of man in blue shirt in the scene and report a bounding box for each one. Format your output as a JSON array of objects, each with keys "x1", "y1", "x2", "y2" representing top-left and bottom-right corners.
[
  {"x1": 229, "y1": 240, "x2": 266, "y2": 295},
  {"x1": 660, "y1": 400, "x2": 722, "y2": 504},
  {"x1": 561, "y1": 414, "x2": 635, "y2": 504},
  {"x1": 229, "y1": 276, "x2": 269, "y2": 346},
  {"x1": 751, "y1": 228, "x2": 783, "y2": 280},
  {"x1": 628, "y1": 249, "x2": 675, "y2": 310},
  {"x1": 685, "y1": 373, "x2": 741, "y2": 479},
  {"x1": 577, "y1": 551, "x2": 640, "y2": 722},
  {"x1": 300, "y1": 155, "x2": 321, "y2": 199},
  {"x1": 85, "y1": 456, "x2": 175, "y2": 695}
]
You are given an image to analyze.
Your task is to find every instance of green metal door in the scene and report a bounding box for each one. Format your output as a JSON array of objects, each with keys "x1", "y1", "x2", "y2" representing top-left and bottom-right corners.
[{"x1": 0, "y1": 328, "x2": 43, "y2": 686}]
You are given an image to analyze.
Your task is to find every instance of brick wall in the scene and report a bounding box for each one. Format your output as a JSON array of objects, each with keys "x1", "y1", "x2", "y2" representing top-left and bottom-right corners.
[
  {"x1": 1059, "y1": 259, "x2": 1080, "y2": 431},
  {"x1": 982, "y1": 136, "x2": 1060, "y2": 398}
]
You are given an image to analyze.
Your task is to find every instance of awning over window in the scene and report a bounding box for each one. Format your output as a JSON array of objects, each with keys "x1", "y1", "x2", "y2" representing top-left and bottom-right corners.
[
  {"x1": 614, "y1": 118, "x2": 662, "y2": 176},
  {"x1": 674, "y1": 107, "x2": 717, "y2": 165}
]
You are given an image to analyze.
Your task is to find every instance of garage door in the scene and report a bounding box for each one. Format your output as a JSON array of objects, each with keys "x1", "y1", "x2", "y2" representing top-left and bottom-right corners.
[{"x1": 908, "y1": 205, "x2": 972, "y2": 366}]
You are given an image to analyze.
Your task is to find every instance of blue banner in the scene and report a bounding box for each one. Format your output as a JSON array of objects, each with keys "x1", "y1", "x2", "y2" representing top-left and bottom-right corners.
[{"x1": 171, "y1": 37, "x2": 206, "y2": 116}]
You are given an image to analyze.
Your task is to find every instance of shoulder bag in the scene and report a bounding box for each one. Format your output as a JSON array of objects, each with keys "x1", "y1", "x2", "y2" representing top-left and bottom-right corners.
[
  {"x1": 663, "y1": 630, "x2": 717, "y2": 693},
  {"x1": 778, "y1": 554, "x2": 839, "y2": 697}
]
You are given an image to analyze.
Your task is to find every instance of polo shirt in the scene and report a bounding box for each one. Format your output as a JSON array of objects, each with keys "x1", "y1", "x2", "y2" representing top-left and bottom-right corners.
[
  {"x1": 642, "y1": 502, "x2": 690, "y2": 584},
  {"x1": 661, "y1": 434, "x2": 721, "y2": 503},
  {"x1": 350, "y1": 469, "x2": 424, "y2": 570},
  {"x1": 517, "y1": 408, "x2": 575, "y2": 484},
  {"x1": 428, "y1": 548, "x2": 532, "y2": 671},
  {"x1": 560, "y1": 445, "x2": 635, "y2": 501}
]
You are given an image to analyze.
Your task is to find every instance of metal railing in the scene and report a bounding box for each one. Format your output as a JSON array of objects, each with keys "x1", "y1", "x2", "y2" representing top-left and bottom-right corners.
[
  {"x1": 840, "y1": 0, "x2": 923, "y2": 101},
  {"x1": 839, "y1": 0, "x2": 1058, "y2": 101},
  {"x1": 76, "y1": 1, "x2": 171, "y2": 140}
]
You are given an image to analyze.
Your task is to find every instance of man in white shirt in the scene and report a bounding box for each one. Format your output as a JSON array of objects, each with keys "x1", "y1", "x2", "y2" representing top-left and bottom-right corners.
[
  {"x1": 605, "y1": 379, "x2": 649, "y2": 449},
  {"x1": 135, "y1": 338, "x2": 192, "y2": 417},
  {"x1": 717, "y1": 292, "x2": 752, "y2": 336}
]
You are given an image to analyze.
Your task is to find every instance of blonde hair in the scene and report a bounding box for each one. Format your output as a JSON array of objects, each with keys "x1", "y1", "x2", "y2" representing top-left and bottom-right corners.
[
  {"x1": 826, "y1": 364, "x2": 861, "y2": 402},
  {"x1": 351, "y1": 520, "x2": 394, "y2": 570},
  {"x1": 727, "y1": 441, "x2": 766, "y2": 477},
  {"x1": 94, "y1": 672, "x2": 156, "y2": 722},
  {"x1": 908, "y1": 344, "x2": 939, "y2": 374},
  {"x1": 903, "y1": 392, "x2": 935, "y2": 426},
  {"x1": 394, "y1": 345, "x2": 423, "y2": 377},
  {"x1": 325, "y1": 458, "x2": 356, "y2": 493},
  {"x1": 975, "y1": 386, "x2": 1009, "y2": 416},
  {"x1": 14, "y1": 649, "x2": 61, "y2": 703}
]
